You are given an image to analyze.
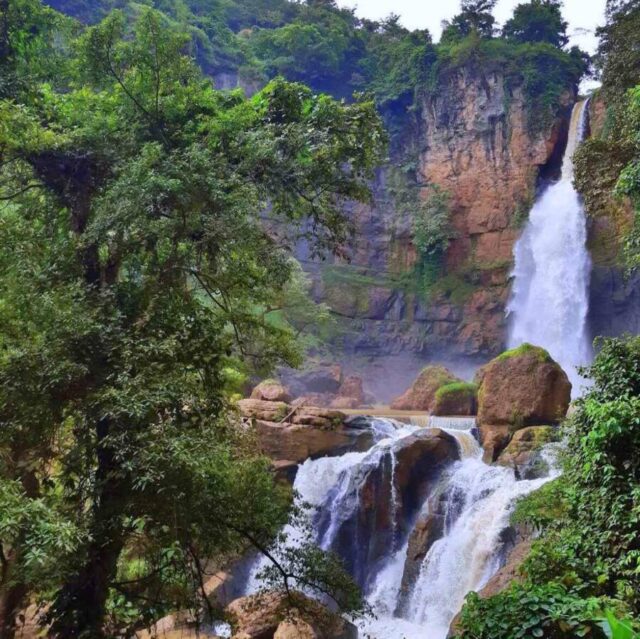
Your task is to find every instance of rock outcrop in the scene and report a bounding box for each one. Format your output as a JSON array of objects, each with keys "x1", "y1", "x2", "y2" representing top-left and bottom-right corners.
[
  {"x1": 477, "y1": 344, "x2": 571, "y2": 427},
  {"x1": 390, "y1": 366, "x2": 460, "y2": 411},
  {"x1": 226, "y1": 592, "x2": 356, "y2": 639},
  {"x1": 304, "y1": 70, "x2": 573, "y2": 358},
  {"x1": 475, "y1": 344, "x2": 569, "y2": 462},
  {"x1": 432, "y1": 382, "x2": 478, "y2": 416},
  {"x1": 237, "y1": 398, "x2": 372, "y2": 475},
  {"x1": 496, "y1": 425, "x2": 557, "y2": 479},
  {"x1": 251, "y1": 380, "x2": 292, "y2": 403},
  {"x1": 318, "y1": 428, "x2": 459, "y2": 589}
]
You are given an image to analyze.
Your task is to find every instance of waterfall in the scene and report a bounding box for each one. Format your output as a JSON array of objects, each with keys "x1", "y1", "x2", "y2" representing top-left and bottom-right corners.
[
  {"x1": 240, "y1": 417, "x2": 558, "y2": 639},
  {"x1": 507, "y1": 100, "x2": 592, "y2": 392}
]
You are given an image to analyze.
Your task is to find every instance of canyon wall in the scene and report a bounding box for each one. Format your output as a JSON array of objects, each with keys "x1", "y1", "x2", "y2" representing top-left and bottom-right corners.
[{"x1": 307, "y1": 69, "x2": 573, "y2": 360}]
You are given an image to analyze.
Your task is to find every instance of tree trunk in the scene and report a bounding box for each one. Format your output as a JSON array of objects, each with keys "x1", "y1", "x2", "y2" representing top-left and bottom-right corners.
[
  {"x1": 0, "y1": 550, "x2": 27, "y2": 639},
  {"x1": 49, "y1": 418, "x2": 128, "y2": 638}
]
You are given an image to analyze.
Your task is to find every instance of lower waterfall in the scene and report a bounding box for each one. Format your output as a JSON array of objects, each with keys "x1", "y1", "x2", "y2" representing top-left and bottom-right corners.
[
  {"x1": 241, "y1": 419, "x2": 559, "y2": 639},
  {"x1": 507, "y1": 100, "x2": 592, "y2": 393}
]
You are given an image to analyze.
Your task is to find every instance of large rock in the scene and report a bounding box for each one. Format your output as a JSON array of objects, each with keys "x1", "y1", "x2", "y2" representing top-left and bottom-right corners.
[
  {"x1": 477, "y1": 344, "x2": 571, "y2": 428},
  {"x1": 390, "y1": 366, "x2": 460, "y2": 412},
  {"x1": 282, "y1": 364, "x2": 343, "y2": 397},
  {"x1": 496, "y1": 425, "x2": 557, "y2": 479},
  {"x1": 478, "y1": 424, "x2": 511, "y2": 463},
  {"x1": 238, "y1": 399, "x2": 289, "y2": 423},
  {"x1": 226, "y1": 592, "x2": 356, "y2": 639},
  {"x1": 255, "y1": 420, "x2": 372, "y2": 466},
  {"x1": 317, "y1": 428, "x2": 459, "y2": 589},
  {"x1": 337, "y1": 376, "x2": 365, "y2": 405},
  {"x1": 251, "y1": 380, "x2": 292, "y2": 403},
  {"x1": 432, "y1": 382, "x2": 477, "y2": 416}
]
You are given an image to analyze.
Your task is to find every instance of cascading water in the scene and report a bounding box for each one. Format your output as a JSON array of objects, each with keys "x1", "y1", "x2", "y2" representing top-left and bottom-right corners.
[
  {"x1": 241, "y1": 418, "x2": 559, "y2": 639},
  {"x1": 507, "y1": 100, "x2": 592, "y2": 392}
]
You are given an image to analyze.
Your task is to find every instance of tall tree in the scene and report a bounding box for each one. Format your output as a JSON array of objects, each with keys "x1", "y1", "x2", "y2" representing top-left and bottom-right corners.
[
  {"x1": 441, "y1": 0, "x2": 498, "y2": 43},
  {"x1": 503, "y1": 0, "x2": 569, "y2": 48},
  {"x1": 0, "y1": 4, "x2": 385, "y2": 636}
]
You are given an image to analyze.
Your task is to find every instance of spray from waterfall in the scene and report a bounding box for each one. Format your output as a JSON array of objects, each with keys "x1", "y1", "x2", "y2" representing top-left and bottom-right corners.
[{"x1": 507, "y1": 100, "x2": 592, "y2": 393}]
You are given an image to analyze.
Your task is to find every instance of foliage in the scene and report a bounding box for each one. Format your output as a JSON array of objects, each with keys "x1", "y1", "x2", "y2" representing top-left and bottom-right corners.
[
  {"x1": 496, "y1": 342, "x2": 553, "y2": 362},
  {"x1": 511, "y1": 478, "x2": 568, "y2": 531},
  {"x1": 574, "y1": 1, "x2": 640, "y2": 271},
  {"x1": 503, "y1": 0, "x2": 569, "y2": 48},
  {"x1": 0, "y1": 3, "x2": 385, "y2": 636},
  {"x1": 441, "y1": 0, "x2": 498, "y2": 43},
  {"x1": 412, "y1": 185, "x2": 454, "y2": 260},
  {"x1": 458, "y1": 582, "x2": 608, "y2": 639},
  {"x1": 456, "y1": 336, "x2": 640, "y2": 638}
]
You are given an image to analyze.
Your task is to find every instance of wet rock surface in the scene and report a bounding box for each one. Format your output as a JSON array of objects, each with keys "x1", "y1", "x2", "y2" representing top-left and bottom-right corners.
[
  {"x1": 477, "y1": 344, "x2": 571, "y2": 428},
  {"x1": 390, "y1": 366, "x2": 460, "y2": 411}
]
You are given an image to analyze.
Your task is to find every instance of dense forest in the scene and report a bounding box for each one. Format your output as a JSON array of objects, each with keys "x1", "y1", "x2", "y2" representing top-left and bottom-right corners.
[{"x1": 1, "y1": 0, "x2": 640, "y2": 638}]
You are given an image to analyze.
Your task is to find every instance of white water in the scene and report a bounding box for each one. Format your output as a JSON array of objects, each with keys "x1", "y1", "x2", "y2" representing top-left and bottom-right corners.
[
  {"x1": 508, "y1": 100, "x2": 592, "y2": 393},
  {"x1": 242, "y1": 418, "x2": 558, "y2": 639}
]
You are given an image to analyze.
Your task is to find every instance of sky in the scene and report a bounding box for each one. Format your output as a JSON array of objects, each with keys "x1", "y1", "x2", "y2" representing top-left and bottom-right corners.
[{"x1": 336, "y1": 0, "x2": 606, "y2": 54}]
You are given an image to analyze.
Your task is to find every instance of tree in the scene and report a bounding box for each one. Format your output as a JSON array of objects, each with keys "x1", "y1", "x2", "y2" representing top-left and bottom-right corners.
[
  {"x1": 0, "y1": 4, "x2": 385, "y2": 636},
  {"x1": 441, "y1": 0, "x2": 497, "y2": 43},
  {"x1": 503, "y1": 0, "x2": 569, "y2": 48}
]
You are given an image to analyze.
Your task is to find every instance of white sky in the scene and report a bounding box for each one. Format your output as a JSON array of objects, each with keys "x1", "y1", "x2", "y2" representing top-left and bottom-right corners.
[{"x1": 336, "y1": 0, "x2": 606, "y2": 54}]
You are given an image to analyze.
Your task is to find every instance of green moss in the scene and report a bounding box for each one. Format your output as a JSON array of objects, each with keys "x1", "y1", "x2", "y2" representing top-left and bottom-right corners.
[
  {"x1": 435, "y1": 381, "x2": 478, "y2": 402},
  {"x1": 496, "y1": 342, "x2": 553, "y2": 363},
  {"x1": 430, "y1": 273, "x2": 478, "y2": 306}
]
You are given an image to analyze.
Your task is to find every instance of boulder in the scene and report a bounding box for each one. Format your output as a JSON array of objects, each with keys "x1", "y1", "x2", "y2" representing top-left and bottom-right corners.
[
  {"x1": 337, "y1": 376, "x2": 365, "y2": 405},
  {"x1": 226, "y1": 592, "x2": 356, "y2": 639},
  {"x1": 318, "y1": 428, "x2": 459, "y2": 588},
  {"x1": 432, "y1": 382, "x2": 477, "y2": 416},
  {"x1": 478, "y1": 424, "x2": 511, "y2": 463},
  {"x1": 478, "y1": 539, "x2": 532, "y2": 598},
  {"x1": 255, "y1": 420, "x2": 372, "y2": 466},
  {"x1": 477, "y1": 344, "x2": 571, "y2": 429},
  {"x1": 290, "y1": 406, "x2": 345, "y2": 428},
  {"x1": 283, "y1": 363, "x2": 343, "y2": 397},
  {"x1": 251, "y1": 380, "x2": 291, "y2": 403},
  {"x1": 496, "y1": 425, "x2": 557, "y2": 479},
  {"x1": 238, "y1": 399, "x2": 289, "y2": 422},
  {"x1": 390, "y1": 366, "x2": 461, "y2": 412},
  {"x1": 396, "y1": 496, "x2": 446, "y2": 615}
]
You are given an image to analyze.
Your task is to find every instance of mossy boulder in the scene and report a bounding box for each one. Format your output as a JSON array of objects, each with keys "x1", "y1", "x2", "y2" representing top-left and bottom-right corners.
[
  {"x1": 433, "y1": 382, "x2": 478, "y2": 416},
  {"x1": 496, "y1": 425, "x2": 557, "y2": 478},
  {"x1": 250, "y1": 379, "x2": 291, "y2": 403},
  {"x1": 390, "y1": 365, "x2": 460, "y2": 412},
  {"x1": 477, "y1": 343, "x2": 571, "y2": 429}
]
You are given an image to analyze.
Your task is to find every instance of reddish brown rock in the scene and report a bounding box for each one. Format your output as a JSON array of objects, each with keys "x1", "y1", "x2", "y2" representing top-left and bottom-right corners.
[
  {"x1": 496, "y1": 425, "x2": 556, "y2": 478},
  {"x1": 478, "y1": 540, "x2": 533, "y2": 598},
  {"x1": 477, "y1": 344, "x2": 571, "y2": 429},
  {"x1": 238, "y1": 399, "x2": 289, "y2": 422},
  {"x1": 479, "y1": 424, "x2": 512, "y2": 464},
  {"x1": 390, "y1": 366, "x2": 461, "y2": 412},
  {"x1": 432, "y1": 382, "x2": 477, "y2": 416},
  {"x1": 255, "y1": 420, "x2": 372, "y2": 465},
  {"x1": 226, "y1": 592, "x2": 356, "y2": 639},
  {"x1": 251, "y1": 379, "x2": 291, "y2": 403},
  {"x1": 337, "y1": 376, "x2": 365, "y2": 405}
]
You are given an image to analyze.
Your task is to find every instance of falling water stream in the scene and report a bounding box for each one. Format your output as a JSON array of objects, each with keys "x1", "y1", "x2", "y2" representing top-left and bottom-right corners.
[
  {"x1": 508, "y1": 100, "x2": 592, "y2": 392},
  {"x1": 240, "y1": 418, "x2": 558, "y2": 639}
]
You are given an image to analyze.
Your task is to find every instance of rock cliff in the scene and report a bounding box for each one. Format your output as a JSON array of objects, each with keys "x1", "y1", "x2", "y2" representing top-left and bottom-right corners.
[{"x1": 307, "y1": 69, "x2": 573, "y2": 359}]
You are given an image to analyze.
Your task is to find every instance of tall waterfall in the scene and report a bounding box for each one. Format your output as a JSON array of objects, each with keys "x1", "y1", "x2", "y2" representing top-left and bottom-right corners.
[
  {"x1": 241, "y1": 419, "x2": 558, "y2": 639},
  {"x1": 507, "y1": 100, "x2": 592, "y2": 392}
]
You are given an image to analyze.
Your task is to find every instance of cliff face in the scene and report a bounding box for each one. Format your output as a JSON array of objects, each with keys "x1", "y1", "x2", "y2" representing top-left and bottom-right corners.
[
  {"x1": 582, "y1": 94, "x2": 640, "y2": 341},
  {"x1": 312, "y1": 69, "x2": 572, "y2": 359}
]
